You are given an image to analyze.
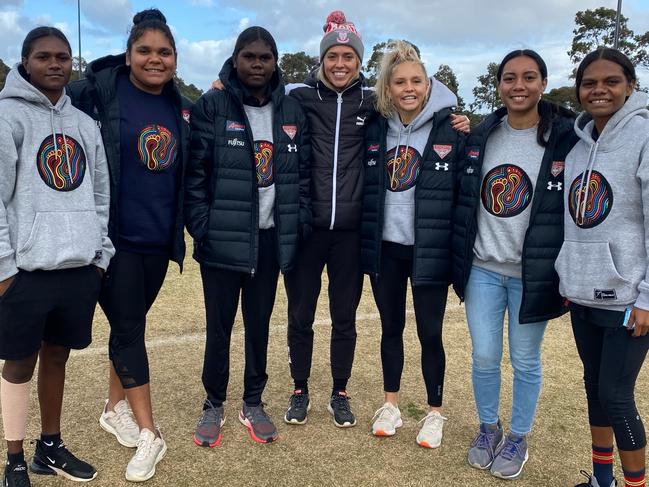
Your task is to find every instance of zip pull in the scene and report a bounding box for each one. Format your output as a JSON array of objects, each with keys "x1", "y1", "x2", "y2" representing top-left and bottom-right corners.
[
  {"x1": 250, "y1": 267, "x2": 256, "y2": 277},
  {"x1": 337, "y1": 92, "x2": 342, "y2": 105}
]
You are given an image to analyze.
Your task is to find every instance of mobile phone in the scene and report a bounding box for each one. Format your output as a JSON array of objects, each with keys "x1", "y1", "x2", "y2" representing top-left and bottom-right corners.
[{"x1": 623, "y1": 307, "x2": 635, "y2": 329}]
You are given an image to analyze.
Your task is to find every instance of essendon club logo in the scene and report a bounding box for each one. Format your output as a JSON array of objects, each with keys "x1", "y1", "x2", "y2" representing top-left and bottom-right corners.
[
  {"x1": 433, "y1": 144, "x2": 452, "y2": 160},
  {"x1": 551, "y1": 160, "x2": 564, "y2": 178},
  {"x1": 282, "y1": 124, "x2": 297, "y2": 140}
]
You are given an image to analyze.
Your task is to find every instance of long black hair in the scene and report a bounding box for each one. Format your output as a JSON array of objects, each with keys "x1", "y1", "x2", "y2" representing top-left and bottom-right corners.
[
  {"x1": 575, "y1": 48, "x2": 636, "y2": 103},
  {"x1": 21, "y1": 26, "x2": 71, "y2": 59},
  {"x1": 232, "y1": 26, "x2": 278, "y2": 63},
  {"x1": 127, "y1": 8, "x2": 176, "y2": 55},
  {"x1": 497, "y1": 49, "x2": 569, "y2": 147}
]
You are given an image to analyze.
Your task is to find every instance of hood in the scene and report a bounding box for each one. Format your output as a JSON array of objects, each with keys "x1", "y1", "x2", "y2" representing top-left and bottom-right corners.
[
  {"x1": 85, "y1": 53, "x2": 126, "y2": 81},
  {"x1": 574, "y1": 90, "x2": 649, "y2": 147},
  {"x1": 218, "y1": 57, "x2": 284, "y2": 105},
  {"x1": 387, "y1": 76, "x2": 457, "y2": 133},
  {"x1": 0, "y1": 65, "x2": 70, "y2": 111}
]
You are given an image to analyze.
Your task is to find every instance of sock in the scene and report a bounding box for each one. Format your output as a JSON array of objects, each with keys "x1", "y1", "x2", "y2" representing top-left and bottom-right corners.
[
  {"x1": 0, "y1": 378, "x2": 31, "y2": 441},
  {"x1": 6, "y1": 451, "x2": 24, "y2": 466},
  {"x1": 40, "y1": 432, "x2": 61, "y2": 450},
  {"x1": 624, "y1": 468, "x2": 645, "y2": 487},
  {"x1": 332, "y1": 379, "x2": 347, "y2": 395},
  {"x1": 294, "y1": 380, "x2": 308, "y2": 394},
  {"x1": 592, "y1": 444, "x2": 614, "y2": 486}
]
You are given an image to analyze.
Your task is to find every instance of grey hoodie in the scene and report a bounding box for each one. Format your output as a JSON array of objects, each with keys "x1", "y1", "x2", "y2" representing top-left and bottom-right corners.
[
  {"x1": 0, "y1": 68, "x2": 114, "y2": 281},
  {"x1": 383, "y1": 77, "x2": 457, "y2": 245},
  {"x1": 555, "y1": 91, "x2": 649, "y2": 311}
]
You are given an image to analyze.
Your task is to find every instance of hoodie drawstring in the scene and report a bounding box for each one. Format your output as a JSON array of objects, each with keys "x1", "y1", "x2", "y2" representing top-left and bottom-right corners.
[
  {"x1": 575, "y1": 140, "x2": 599, "y2": 225},
  {"x1": 50, "y1": 106, "x2": 72, "y2": 182}
]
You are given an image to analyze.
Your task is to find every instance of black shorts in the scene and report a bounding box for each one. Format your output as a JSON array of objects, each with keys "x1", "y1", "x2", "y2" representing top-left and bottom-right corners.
[{"x1": 0, "y1": 266, "x2": 102, "y2": 360}]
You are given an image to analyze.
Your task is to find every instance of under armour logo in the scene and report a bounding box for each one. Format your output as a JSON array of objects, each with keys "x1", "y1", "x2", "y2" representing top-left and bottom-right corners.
[
  {"x1": 367, "y1": 158, "x2": 376, "y2": 167},
  {"x1": 356, "y1": 116, "x2": 366, "y2": 126},
  {"x1": 466, "y1": 167, "x2": 474, "y2": 174},
  {"x1": 287, "y1": 144, "x2": 298, "y2": 152},
  {"x1": 435, "y1": 162, "x2": 449, "y2": 171},
  {"x1": 547, "y1": 181, "x2": 562, "y2": 191}
]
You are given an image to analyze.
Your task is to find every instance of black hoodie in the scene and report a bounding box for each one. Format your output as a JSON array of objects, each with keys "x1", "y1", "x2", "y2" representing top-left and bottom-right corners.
[
  {"x1": 66, "y1": 54, "x2": 190, "y2": 269},
  {"x1": 184, "y1": 58, "x2": 311, "y2": 274}
]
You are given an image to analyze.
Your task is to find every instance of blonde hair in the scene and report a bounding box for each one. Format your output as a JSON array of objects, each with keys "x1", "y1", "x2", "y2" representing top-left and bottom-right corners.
[{"x1": 374, "y1": 40, "x2": 428, "y2": 118}]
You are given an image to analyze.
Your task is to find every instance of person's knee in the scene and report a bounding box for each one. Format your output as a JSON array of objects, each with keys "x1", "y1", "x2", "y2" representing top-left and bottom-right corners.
[
  {"x1": 40, "y1": 343, "x2": 71, "y2": 368},
  {"x1": 2, "y1": 354, "x2": 38, "y2": 383},
  {"x1": 511, "y1": 354, "x2": 542, "y2": 378},
  {"x1": 472, "y1": 348, "x2": 501, "y2": 371}
]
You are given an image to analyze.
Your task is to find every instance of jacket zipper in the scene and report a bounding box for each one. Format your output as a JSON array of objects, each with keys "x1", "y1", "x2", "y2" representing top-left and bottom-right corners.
[{"x1": 329, "y1": 92, "x2": 343, "y2": 230}]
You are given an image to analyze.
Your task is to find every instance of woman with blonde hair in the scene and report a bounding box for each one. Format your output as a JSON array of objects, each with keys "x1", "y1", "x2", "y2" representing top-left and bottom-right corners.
[{"x1": 361, "y1": 40, "x2": 464, "y2": 448}]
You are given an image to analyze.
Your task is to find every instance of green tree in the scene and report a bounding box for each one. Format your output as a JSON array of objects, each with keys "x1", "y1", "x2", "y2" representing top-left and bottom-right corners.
[
  {"x1": 433, "y1": 64, "x2": 465, "y2": 111},
  {"x1": 69, "y1": 56, "x2": 88, "y2": 81},
  {"x1": 0, "y1": 58, "x2": 10, "y2": 91},
  {"x1": 174, "y1": 75, "x2": 203, "y2": 102},
  {"x1": 279, "y1": 51, "x2": 319, "y2": 84},
  {"x1": 568, "y1": 7, "x2": 649, "y2": 71},
  {"x1": 544, "y1": 86, "x2": 580, "y2": 112},
  {"x1": 470, "y1": 62, "x2": 500, "y2": 113}
]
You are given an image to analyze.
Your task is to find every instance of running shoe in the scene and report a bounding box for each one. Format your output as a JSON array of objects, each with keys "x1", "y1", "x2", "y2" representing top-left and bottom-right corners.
[
  {"x1": 193, "y1": 400, "x2": 225, "y2": 448},
  {"x1": 99, "y1": 399, "x2": 139, "y2": 448},
  {"x1": 490, "y1": 433, "x2": 529, "y2": 479},
  {"x1": 3, "y1": 461, "x2": 31, "y2": 487},
  {"x1": 574, "y1": 470, "x2": 617, "y2": 487},
  {"x1": 328, "y1": 391, "x2": 357, "y2": 428},
  {"x1": 371, "y1": 402, "x2": 402, "y2": 437},
  {"x1": 125, "y1": 428, "x2": 167, "y2": 482},
  {"x1": 239, "y1": 403, "x2": 278, "y2": 443},
  {"x1": 30, "y1": 439, "x2": 97, "y2": 481},
  {"x1": 416, "y1": 410, "x2": 447, "y2": 448},
  {"x1": 467, "y1": 422, "x2": 504, "y2": 470},
  {"x1": 284, "y1": 390, "x2": 310, "y2": 425}
]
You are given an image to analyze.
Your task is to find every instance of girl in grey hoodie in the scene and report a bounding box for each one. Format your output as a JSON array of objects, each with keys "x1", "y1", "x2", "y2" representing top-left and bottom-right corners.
[
  {"x1": 0, "y1": 27, "x2": 112, "y2": 487},
  {"x1": 555, "y1": 49, "x2": 649, "y2": 487}
]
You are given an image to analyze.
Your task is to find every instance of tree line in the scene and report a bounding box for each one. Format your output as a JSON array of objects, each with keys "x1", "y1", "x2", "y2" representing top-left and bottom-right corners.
[{"x1": 1, "y1": 6, "x2": 647, "y2": 113}]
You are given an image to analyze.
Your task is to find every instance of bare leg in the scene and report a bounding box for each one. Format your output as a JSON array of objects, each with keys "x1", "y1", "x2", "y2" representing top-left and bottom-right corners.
[{"x1": 37, "y1": 343, "x2": 70, "y2": 435}]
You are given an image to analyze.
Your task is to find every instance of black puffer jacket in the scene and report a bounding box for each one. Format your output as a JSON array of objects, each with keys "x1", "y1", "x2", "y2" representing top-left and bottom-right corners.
[
  {"x1": 452, "y1": 101, "x2": 579, "y2": 323},
  {"x1": 287, "y1": 71, "x2": 375, "y2": 230},
  {"x1": 185, "y1": 59, "x2": 311, "y2": 274},
  {"x1": 67, "y1": 54, "x2": 190, "y2": 269},
  {"x1": 361, "y1": 109, "x2": 463, "y2": 286}
]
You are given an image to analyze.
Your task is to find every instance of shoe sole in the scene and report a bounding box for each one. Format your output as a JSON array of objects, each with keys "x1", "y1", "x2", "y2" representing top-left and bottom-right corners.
[
  {"x1": 416, "y1": 437, "x2": 441, "y2": 449},
  {"x1": 192, "y1": 417, "x2": 226, "y2": 447},
  {"x1": 372, "y1": 418, "x2": 403, "y2": 437},
  {"x1": 327, "y1": 404, "x2": 357, "y2": 428},
  {"x1": 30, "y1": 458, "x2": 97, "y2": 482},
  {"x1": 284, "y1": 402, "x2": 311, "y2": 425},
  {"x1": 99, "y1": 414, "x2": 138, "y2": 448},
  {"x1": 238, "y1": 412, "x2": 278, "y2": 444},
  {"x1": 125, "y1": 441, "x2": 168, "y2": 482},
  {"x1": 490, "y1": 449, "x2": 529, "y2": 480}
]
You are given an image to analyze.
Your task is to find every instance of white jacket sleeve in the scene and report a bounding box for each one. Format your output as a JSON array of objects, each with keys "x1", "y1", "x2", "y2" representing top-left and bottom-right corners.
[{"x1": 0, "y1": 119, "x2": 18, "y2": 281}]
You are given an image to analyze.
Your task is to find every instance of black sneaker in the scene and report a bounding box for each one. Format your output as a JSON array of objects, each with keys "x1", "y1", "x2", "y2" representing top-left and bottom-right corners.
[
  {"x1": 327, "y1": 391, "x2": 357, "y2": 428},
  {"x1": 30, "y1": 439, "x2": 97, "y2": 481},
  {"x1": 3, "y1": 461, "x2": 31, "y2": 487},
  {"x1": 574, "y1": 470, "x2": 616, "y2": 487},
  {"x1": 284, "y1": 390, "x2": 311, "y2": 425}
]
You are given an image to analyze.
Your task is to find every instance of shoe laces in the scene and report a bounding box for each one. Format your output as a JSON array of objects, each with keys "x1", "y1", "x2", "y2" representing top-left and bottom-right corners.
[
  {"x1": 115, "y1": 403, "x2": 139, "y2": 432},
  {"x1": 371, "y1": 403, "x2": 397, "y2": 423},
  {"x1": 497, "y1": 436, "x2": 525, "y2": 461},
  {"x1": 198, "y1": 400, "x2": 223, "y2": 425},
  {"x1": 331, "y1": 394, "x2": 352, "y2": 412},
  {"x1": 245, "y1": 403, "x2": 272, "y2": 424},
  {"x1": 133, "y1": 430, "x2": 157, "y2": 462},
  {"x1": 471, "y1": 428, "x2": 499, "y2": 455},
  {"x1": 289, "y1": 392, "x2": 308, "y2": 409},
  {"x1": 417, "y1": 411, "x2": 447, "y2": 432}
]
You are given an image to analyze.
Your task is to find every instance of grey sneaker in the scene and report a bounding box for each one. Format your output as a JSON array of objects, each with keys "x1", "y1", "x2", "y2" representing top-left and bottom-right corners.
[
  {"x1": 193, "y1": 400, "x2": 225, "y2": 448},
  {"x1": 239, "y1": 403, "x2": 278, "y2": 443},
  {"x1": 467, "y1": 422, "x2": 504, "y2": 469},
  {"x1": 490, "y1": 433, "x2": 529, "y2": 480},
  {"x1": 284, "y1": 390, "x2": 310, "y2": 425}
]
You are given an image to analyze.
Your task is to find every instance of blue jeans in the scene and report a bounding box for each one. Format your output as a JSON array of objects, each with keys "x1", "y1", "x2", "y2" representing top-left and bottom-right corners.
[{"x1": 464, "y1": 266, "x2": 547, "y2": 436}]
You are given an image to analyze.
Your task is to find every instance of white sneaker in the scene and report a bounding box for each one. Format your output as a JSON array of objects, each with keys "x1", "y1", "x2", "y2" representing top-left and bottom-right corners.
[
  {"x1": 371, "y1": 402, "x2": 403, "y2": 437},
  {"x1": 416, "y1": 410, "x2": 447, "y2": 449},
  {"x1": 125, "y1": 428, "x2": 167, "y2": 482},
  {"x1": 99, "y1": 399, "x2": 140, "y2": 448}
]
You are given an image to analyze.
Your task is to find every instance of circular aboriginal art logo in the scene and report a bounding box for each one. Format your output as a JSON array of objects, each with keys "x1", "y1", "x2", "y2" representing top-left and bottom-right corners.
[
  {"x1": 137, "y1": 124, "x2": 178, "y2": 172},
  {"x1": 568, "y1": 170, "x2": 613, "y2": 228},
  {"x1": 36, "y1": 134, "x2": 86, "y2": 191},
  {"x1": 255, "y1": 140, "x2": 274, "y2": 187},
  {"x1": 386, "y1": 145, "x2": 422, "y2": 192},
  {"x1": 481, "y1": 164, "x2": 533, "y2": 217}
]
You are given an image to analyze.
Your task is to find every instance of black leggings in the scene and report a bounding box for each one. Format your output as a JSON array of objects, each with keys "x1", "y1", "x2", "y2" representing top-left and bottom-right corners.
[
  {"x1": 99, "y1": 251, "x2": 169, "y2": 388},
  {"x1": 370, "y1": 242, "x2": 448, "y2": 407},
  {"x1": 570, "y1": 303, "x2": 649, "y2": 451}
]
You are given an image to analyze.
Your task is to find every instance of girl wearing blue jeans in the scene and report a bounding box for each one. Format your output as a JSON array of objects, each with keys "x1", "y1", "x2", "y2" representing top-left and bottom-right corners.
[{"x1": 452, "y1": 49, "x2": 578, "y2": 480}]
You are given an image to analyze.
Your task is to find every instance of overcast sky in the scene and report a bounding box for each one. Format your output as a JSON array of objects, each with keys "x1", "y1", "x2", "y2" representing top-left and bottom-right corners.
[{"x1": 1, "y1": 0, "x2": 648, "y2": 106}]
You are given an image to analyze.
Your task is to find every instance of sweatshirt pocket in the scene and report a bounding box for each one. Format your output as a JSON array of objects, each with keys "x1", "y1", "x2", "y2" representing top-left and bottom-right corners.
[
  {"x1": 556, "y1": 240, "x2": 634, "y2": 305},
  {"x1": 16, "y1": 211, "x2": 102, "y2": 271}
]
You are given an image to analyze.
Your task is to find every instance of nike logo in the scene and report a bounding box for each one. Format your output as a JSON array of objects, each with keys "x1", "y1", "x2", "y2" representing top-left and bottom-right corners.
[
  {"x1": 46, "y1": 456, "x2": 56, "y2": 465},
  {"x1": 43, "y1": 440, "x2": 54, "y2": 447}
]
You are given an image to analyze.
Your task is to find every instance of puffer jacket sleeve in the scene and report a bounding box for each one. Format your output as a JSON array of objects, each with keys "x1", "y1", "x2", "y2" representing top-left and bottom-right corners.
[
  {"x1": 184, "y1": 93, "x2": 215, "y2": 240},
  {"x1": 296, "y1": 105, "x2": 312, "y2": 239}
]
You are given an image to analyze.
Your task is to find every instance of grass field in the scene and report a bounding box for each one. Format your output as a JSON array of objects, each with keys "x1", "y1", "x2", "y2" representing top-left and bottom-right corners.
[{"x1": 2, "y1": 253, "x2": 648, "y2": 487}]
